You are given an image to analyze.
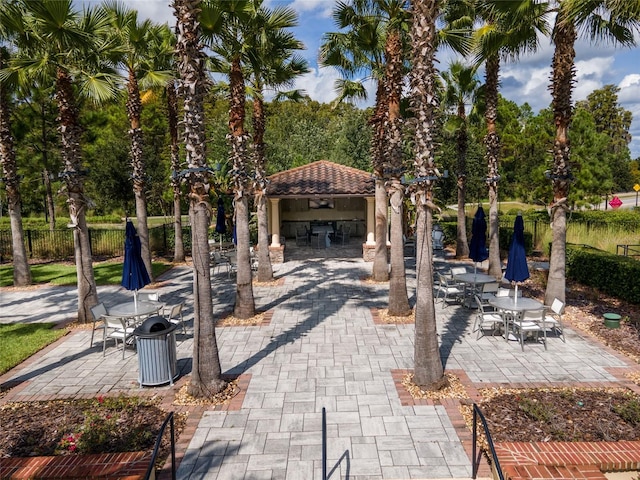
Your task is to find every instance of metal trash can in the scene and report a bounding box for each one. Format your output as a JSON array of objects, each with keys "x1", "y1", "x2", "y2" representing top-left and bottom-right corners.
[{"x1": 134, "y1": 316, "x2": 178, "y2": 387}]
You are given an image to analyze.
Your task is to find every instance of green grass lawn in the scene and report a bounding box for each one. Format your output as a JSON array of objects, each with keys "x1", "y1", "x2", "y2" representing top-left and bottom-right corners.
[
  {"x1": 0, "y1": 260, "x2": 175, "y2": 372},
  {"x1": 0, "y1": 323, "x2": 67, "y2": 375},
  {"x1": 0, "y1": 261, "x2": 173, "y2": 287}
]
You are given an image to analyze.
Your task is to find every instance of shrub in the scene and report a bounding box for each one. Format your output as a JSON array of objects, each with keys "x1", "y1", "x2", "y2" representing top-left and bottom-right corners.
[
  {"x1": 566, "y1": 245, "x2": 640, "y2": 304},
  {"x1": 613, "y1": 398, "x2": 640, "y2": 426}
]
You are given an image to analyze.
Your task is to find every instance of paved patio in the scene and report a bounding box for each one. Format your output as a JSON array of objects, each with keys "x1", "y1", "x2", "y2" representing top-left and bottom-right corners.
[{"x1": 1, "y1": 245, "x2": 639, "y2": 480}]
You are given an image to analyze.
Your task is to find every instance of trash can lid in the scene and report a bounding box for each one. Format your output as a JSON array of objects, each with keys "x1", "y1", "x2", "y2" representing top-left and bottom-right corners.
[
  {"x1": 134, "y1": 315, "x2": 175, "y2": 336},
  {"x1": 603, "y1": 313, "x2": 621, "y2": 321}
]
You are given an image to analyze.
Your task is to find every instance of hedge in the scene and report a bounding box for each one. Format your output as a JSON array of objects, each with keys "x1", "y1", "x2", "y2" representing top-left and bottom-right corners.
[{"x1": 566, "y1": 244, "x2": 640, "y2": 305}]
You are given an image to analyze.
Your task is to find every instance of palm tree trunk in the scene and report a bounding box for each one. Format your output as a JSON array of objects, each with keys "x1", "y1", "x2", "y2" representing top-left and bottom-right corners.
[
  {"x1": 167, "y1": 81, "x2": 185, "y2": 263},
  {"x1": 410, "y1": 0, "x2": 445, "y2": 390},
  {"x1": 253, "y1": 95, "x2": 273, "y2": 283},
  {"x1": 43, "y1": 169, "x2": 56, "y2": 231},
  {"x1": 40, "y1": 101, "x2": 56, "y2": 231},
  {"x1": 388, "y1": 179, "x2": 410, "y2": 315},
  {"x1": 174, "y1": 0, "x2": 226, "y2": 397},
  {"x1": 385, "y1": 29, "x2": 409, "y2": 316},
  {"x1": 456, "y1": 124, "x2": 469, "y2": 259},
  {"x1": 545, "y1": 17, "x2": 576, "y2": 306},
  {"x1": 127, "y1": 70, "x2": 153, "y2": 280},
  {"x1": 56, "y1": 68, "x2": 98, "y2": 323},
  {"x1": 370, "y1": 82, "x2": 389, "y2": 282},
  {"x1": 0, "y1": 53, "x2": 31, "y2": 286},
  {"x1": 229, "y1": 56, "x2": 256, "y2": 318},
  {"x1": 484, "y1": 54, "x2": 502, "y2": 279}
]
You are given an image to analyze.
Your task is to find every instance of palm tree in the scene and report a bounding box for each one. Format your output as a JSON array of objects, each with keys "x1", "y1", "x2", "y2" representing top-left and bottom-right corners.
[
  {"x1": 6, "y1": 0, "x2": 119, "y2": 322},
  {"x1": 145, "y1": 23, "x2": 184, "y2": 263},
  {"x1": 202, "y1": 0, "x2": 256, "y2": 319},
  {"x1": 167, "y1": 79, "x2": 185, "y2": 263},
  {"x1": 245, "y1": 4, "x2": 308, "y2": 283},
  {"x1": 440, "y1": 61, "x2": 481, "y2": 260},
  {"x1": 545, "y1": 0, "x2": 640, "y2": 305},
  {"x1": 320, "y1": 0, "x2": 390, "y2": 283},
  {"x1": 473, "y1": 0, "x2": 549, "y2": 279},
  {"x1": 174, "y1": 0, "x2": 227, "y2": 397},
  {"x1": 410, "y1": 0, "x2": 446, "y2": 390},
  {"x1": 102, "y1": 2, "x2": 173, "y2": 280},
  {"x1": 0, "y1": 2, "x2": 31, "y2": 286},
  {"x1": 381, "y1": 3, "x2": 412, "y2": 317}
]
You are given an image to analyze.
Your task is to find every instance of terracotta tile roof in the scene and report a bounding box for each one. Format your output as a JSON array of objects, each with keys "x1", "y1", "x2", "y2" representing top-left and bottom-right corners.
[{"x1": 266, "y1": 160, "x2": 374, "y2": 197}]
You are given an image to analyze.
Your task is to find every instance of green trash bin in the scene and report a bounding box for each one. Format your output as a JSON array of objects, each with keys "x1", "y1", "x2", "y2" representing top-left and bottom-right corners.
[{"x1": 603, "y1": 313, "x2": 621, "y2": 329}]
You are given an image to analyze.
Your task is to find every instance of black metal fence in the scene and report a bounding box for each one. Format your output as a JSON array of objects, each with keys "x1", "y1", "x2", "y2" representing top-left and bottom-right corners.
[
  {"x1": 0, "y1": 224, "x2": 193, "y2": 262},
  {"x1": 617, "y1": 244, "x2": 640, "y2": 258}
]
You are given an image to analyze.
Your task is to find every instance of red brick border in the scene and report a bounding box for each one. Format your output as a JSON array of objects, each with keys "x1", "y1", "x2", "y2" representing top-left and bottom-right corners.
[
  {"x1": 0, "y1": 451, "x2": 151, "y2": 480},
  {"x1": 390, "y1": 367, "x2": 640, "y2": 480}
]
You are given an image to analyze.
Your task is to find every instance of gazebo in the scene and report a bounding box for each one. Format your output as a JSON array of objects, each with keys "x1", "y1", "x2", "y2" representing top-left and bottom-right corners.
[{"x1": 264, "y1": 160, "x2": 377, "y2": 262}]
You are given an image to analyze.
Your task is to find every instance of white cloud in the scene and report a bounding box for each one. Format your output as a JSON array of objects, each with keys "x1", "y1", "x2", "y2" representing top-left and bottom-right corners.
[
  {"x1": 287, "y1": 66, "x2": 376, "y2": 107},
  {"x1": 289, "y1": 0, "x2": 335, "y2": 18}
]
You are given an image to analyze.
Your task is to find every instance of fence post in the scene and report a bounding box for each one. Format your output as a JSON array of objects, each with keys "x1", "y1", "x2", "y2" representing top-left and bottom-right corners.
[
  {"x1": 163, "y1": 223, "x2": 167, "y2": 256},
  {"x1": 27, "y1": 230, "x2": 33, "y2": 258}
]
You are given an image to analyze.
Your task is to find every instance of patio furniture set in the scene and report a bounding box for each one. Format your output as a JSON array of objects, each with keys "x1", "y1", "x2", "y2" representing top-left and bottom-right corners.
[
  {"x1": 436, "y1": 265, "x2": 565, "y2": 350},
  {"x1": 208, "y1": 242, "x2": 259, "y2": 277},
  {"x1": 295, "y1": 225, "x2": 351, "y2": 248},
  {"x1": 89, "y1": 293, "x2": 185, "y2": 358}
]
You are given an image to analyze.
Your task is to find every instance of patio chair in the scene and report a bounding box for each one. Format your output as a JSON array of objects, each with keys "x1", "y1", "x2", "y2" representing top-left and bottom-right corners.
[
  {"x1": 102, "y1": 315, "x2": 136, "y2": 359},
  {"x1": 480, "y1": 282, "x2": 500, "y2": 301},
  {"x1": 335, "y1": 226, "x2": 350, "y2": 245},
  {"x1": 310, "y1": 231, "x2": 326, "y2": 249},
  {"x1": 89, "y1": 302, "x2": 107, "y2": 347},
  {"x1": 164, "y1": 302, "x2": 186, "y2": 336},
  {"x1": 210, "y1": 250, "x2": 234, "y2": 277},
  {"x1": 435, "y1": 272, "x2": 463, "y2": 306},
  {"x1": 450, "y1": 266, "x2": 467, "y2": 276},
  {"x1": 403, "y1": 235, "x2": 416, "y2": 257},
  {"x1": 543, "y1": 298, "x2": 566, "y2": 342},
  {"x1": 511, "y1": 308, "x2": 547, "y2": 351},
  {"x1": 473, "y1": 295, "x2": 504, "y2": 339},
  {"x1": 250, "y1": 246, "x2": 258, "y2": 271},
  {"x1": 296, "y1": 227, "x2": 309, "y2": 246},
  {"x1": 138, "y1": 292, "x2": 160, "y2": 302},
  {"x1": 432, "y1": 227, "x2": 445, "y2": 250}
]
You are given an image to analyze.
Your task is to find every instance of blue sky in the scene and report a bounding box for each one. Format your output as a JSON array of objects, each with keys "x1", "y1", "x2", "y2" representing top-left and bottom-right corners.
[{"x1": 120, "y1": 0, "x2": 640, "y2": 160}]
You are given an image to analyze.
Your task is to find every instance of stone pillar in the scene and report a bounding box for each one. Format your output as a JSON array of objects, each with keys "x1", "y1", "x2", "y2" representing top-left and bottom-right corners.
[
  {"x1": 365, "y1": 197, "x2": 375, "y2": 245},
  {"x1": 270, "y1": 198, "x2": 281, "y2": 247}
]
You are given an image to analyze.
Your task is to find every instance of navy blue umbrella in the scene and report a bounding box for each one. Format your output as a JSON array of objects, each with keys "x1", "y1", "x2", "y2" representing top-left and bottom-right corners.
[
  {"x1": 215, "y1": 198, "x2": 226, "y2": 248},
  {"x1": 469, "y1": 206, "x2": 488, "y2": 273},
  {"x1": 504, "y1": 214, "x2": 529, "y2": 298},
  {"x1": 121, "y1": 221, "x2": 150, "y2": 309}
]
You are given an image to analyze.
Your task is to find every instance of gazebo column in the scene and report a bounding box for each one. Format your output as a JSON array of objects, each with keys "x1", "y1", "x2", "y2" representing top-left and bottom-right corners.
[
  {"x1": 365, "y1": 197, "x2": 375, "y2": 245},
  {"x1": 267, "y1": 198, "x2": 285, "y2": 263},
  {"x1": 269, "y1": 198, "x2": 281, "y2": 247}
]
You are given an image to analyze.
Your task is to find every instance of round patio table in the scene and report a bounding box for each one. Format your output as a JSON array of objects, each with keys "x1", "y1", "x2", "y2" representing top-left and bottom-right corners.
[
  {"x1": 108, "y1": 301, "x2": 163, "y2": 326},
  {"x1": 453, "y1": 272, "x2": 497, "y2": 307},
  {"x1": 488, "y1": 296, "x2": 544, "y2": 341}
]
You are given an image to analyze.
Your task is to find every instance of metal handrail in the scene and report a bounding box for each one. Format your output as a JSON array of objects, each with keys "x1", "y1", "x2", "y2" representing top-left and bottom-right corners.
[
  {"x1": 322, "y1": 407, "x2": 327, "y2": 480},
  {"x1": 472, "y1": 403, "x2": 503, "y2": 480},
  {"x1": 145, "y1": 411, "x2": 176, "y2": 480}
]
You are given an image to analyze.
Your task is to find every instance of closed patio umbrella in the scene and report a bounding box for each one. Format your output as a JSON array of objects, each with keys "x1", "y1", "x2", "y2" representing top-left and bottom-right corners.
[
  {"x1": 215, "y1": 198, "x2": 226, "y2": 249},
  {"x1": 469, "y1": 206, "x2": 489, "y2": 275},
  {"x1": 121, "y1": 220, "x2": 151, "y2": 310},
  {"x1": 504, "y1": 214, "x2": 529, "y2": 300}
]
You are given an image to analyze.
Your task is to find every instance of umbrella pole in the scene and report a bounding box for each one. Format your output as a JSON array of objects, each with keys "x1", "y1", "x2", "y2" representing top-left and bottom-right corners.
[{"x1": 134, "y1": 290, "x2": 138, "y2": 312}]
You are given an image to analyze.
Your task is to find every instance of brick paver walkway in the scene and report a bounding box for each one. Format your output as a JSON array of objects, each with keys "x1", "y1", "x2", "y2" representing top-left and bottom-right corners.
[{"x1": 1, "y1": 247, "x2": 639, "y2": 479}]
